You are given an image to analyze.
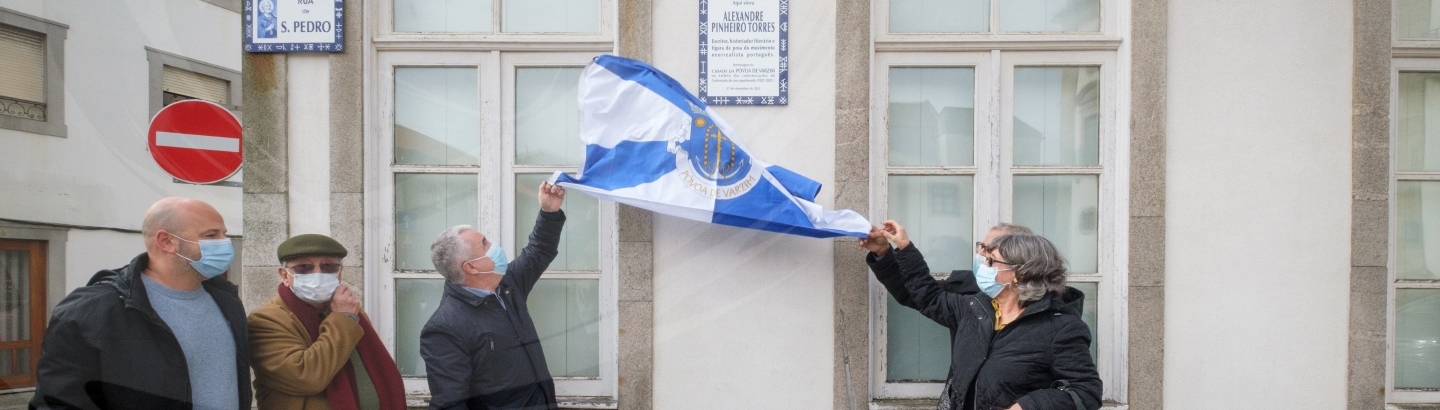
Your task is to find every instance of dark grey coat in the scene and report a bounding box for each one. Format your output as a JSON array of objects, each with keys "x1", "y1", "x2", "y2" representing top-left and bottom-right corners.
[
  {"x1": 421, "y1": 210, "x2": 565, "y2": 410},
  {"x1": 30, "y1": 253, "x2": 252, "y2": 410},
  {"x1": 869, "y1": 243, "x2": 1101, "y2": 410}
]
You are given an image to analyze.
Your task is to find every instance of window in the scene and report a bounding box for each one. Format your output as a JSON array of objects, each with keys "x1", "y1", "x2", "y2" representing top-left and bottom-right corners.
[
  {"x1": 373, "y1": 50, "x2": 616, "y2": 398},
  {"x1": 886, "y1": 0, "x2": 1101, "y2": 33},
  {"x1": 0, "y1": 239, "x2": 46, "y2": 390},
  {"x1": 1388, "y1": 62, "x2": 1440, "y2": 404},
  {"x1": 0, "y1": 8, "x2": 65, "y2": 137},
  {"x1": 391, "y1": 0, "x2": 601, "y2": 33},
  {"x1": 1399, "y1": 0, "x2": 1440, "y2": 40},
  {"x1": 870, "y1": 0, "x2": 1123, "y2": 402},
  {"x1": 146, "y1": 47, "x2": 242, "y2": 116}
]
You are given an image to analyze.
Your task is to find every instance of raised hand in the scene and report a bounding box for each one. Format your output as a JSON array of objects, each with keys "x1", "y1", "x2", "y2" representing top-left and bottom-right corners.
[
  {"x1": 859, "y1": 226, "x2": 891, "y2": 255},
  {"x1": 539, "y1": 181, "x2": 566, "y2": 212},
  {"x1": 882, "y1": 220, "x2": 911, "y2": 250},
  {"x1": 330, "y1": 284, "x2": 361, "y2": 315}
]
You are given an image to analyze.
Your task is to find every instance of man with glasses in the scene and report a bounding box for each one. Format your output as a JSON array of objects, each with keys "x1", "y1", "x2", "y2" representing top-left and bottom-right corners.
[
  {"x1": 421, "y1": 181, "x2": 567, "y2": 410},
  {"x1": 248, "y1": 234, "x2": 406, "y2": 410}
]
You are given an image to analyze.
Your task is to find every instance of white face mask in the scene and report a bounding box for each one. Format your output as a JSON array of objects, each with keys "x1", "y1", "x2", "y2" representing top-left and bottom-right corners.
[{"x1": 290, "y1": 272, "x2": 340, "y2": 303}]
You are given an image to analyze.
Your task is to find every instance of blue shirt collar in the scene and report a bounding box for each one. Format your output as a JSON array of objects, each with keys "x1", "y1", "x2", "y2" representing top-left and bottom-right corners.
[{"x1": 462, "y1": 285, "x2": 506, "y2": 309}]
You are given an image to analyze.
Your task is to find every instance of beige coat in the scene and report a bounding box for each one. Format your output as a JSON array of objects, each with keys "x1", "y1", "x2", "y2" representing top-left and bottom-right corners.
[{"x1": 248, "y1": 296, "x2": 365, "y2": 410}]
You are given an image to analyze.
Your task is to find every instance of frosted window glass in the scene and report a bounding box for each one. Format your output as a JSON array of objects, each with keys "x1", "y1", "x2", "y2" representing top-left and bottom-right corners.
[
  {"x1": 885, "y1": 175, "x2": 971, "y2": 381},
  {"x1": 1399, "y1": 0, "x2": 1440, "y2": 39},
  {"x1": 1398, "y1": 73, "x2": 1440, "y2": 172},
  {"x1": 529, "y1": 279, "x2": 601, "y2": 378},
  {"x1": 516, "y1": 68, "x2": 584, "y2": 166},
  {"x1": 999, "y1": 0, "x2": 1100, "y2": 32},
  {"x1": 504, "y1": 0, "x2": 599, "y2": 33},
  {"x1": 395, "y1": 174, "x2": 478, "y2": 270},
  {"x1": 885, "y1": 294, "x2": 951, "y2": 381},
  {"x1": 394, "y1": 0, "x2": 492, "y2": 32},
  {"x1": 0, "y1": 250, "x2": 29, "y2": 342},
  {"x1": 1013, "y1": 67, "x2": 1100, "y2": 166},
  {"x1": 888, "y1": 176, "x2": 974, "y2": 271},
  {"x1": 516, "y1": 174, "x2": 598, "y2": 271},
  {"x1": 1397, "y1": 289, "x2": 1440, "y2": 389},
  {"x1": 889, "y1": 68, "x2": 975, "y2": 167},
  {"x1": 1071, "y1": 282, "x2": 1099, "y2": 360},
  {"x1": 1012, "y1": 175, "x2": 1099, "y2": 273},
  {"x1": 1399, "y1": 182, "x2": 1440, "y2": 280},
  {"x1": 396, "y1": 67, "x2": 480, "y2": 165},
  {"x1": 889, "y1": 0, "x2": 987, "y2": 33},
  {"x1": 396, "y1": 278, "x2": 445, "y2": 377}
]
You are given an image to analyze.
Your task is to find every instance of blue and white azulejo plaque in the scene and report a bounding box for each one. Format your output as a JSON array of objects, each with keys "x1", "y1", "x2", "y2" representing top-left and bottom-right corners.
[
  {"x1": 244, "y1": 0, "x2": 344, "y2": 53},
  {"x1": 699, "y1": 0, "x2": 789, "y2": 105}
]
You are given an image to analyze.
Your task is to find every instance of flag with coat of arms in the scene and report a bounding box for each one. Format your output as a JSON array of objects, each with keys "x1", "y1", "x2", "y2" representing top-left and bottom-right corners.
[{"x1": 551, "y1": 55, "x2": 871, "y2": 238}]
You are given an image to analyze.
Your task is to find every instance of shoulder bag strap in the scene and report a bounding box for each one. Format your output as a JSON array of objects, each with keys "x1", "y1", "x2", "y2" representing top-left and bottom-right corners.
[{"x1": 1052, "y1": 380, "x2": 1086, "y2": 410}]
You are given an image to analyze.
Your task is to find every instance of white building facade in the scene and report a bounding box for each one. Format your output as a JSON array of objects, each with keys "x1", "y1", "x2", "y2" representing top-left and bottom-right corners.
[
  {"x1": 0, "y1": 0, "x2": 244, "y2": 395},
  {"x1": 0, "y1": 0, "x2": 1431, "y2": 409}
]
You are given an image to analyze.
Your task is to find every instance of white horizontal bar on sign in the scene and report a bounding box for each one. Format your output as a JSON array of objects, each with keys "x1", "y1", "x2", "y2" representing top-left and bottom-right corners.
[{"x1": 155, "y1": 132, "x2": 240, "y2": 152}]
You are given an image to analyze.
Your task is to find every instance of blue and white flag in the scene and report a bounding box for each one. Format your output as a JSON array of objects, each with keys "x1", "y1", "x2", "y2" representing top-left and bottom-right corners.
[{"x1": 552, "y1": 55, "x2": 870, "y2": 238}]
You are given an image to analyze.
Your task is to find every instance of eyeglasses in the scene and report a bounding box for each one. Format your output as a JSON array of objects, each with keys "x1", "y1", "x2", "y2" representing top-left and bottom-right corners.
[
  {"x1": 975, "y1": 241, "x2": 995, "y2": 254},
  {"x1": 984, "y1": 256, "x2": 1014, "y2": 269},
  {"x1": 286, "y1": 263, "x2": 342, "y2": 275}
]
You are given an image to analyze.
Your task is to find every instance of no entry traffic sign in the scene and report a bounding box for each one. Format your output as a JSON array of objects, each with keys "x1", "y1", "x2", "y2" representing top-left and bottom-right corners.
[{"x1": 147, "y1": 100, "x2": 243, "y2": 185}]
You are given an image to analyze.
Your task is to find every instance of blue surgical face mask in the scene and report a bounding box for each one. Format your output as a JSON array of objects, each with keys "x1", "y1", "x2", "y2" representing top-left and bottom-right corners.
[
  {"x1": 467, "y1": 243, "x2": 509, "y2": 275},
  {"x1": 174, "y1": 236, "x2": 234, "y2": 279},
  {"x1": 973, "y1": 253, "x2": 1005, "y2": 298}
]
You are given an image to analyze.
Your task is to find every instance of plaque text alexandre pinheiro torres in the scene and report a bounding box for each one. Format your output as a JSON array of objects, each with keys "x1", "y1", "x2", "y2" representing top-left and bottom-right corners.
[{"x1": 700, "y1": 0, "x2": 789, "y2": 105}]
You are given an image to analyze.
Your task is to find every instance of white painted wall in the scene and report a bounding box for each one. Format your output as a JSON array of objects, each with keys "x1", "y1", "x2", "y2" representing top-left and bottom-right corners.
[
  {"x1": 0, "y1": 0, "x2": 242, "y2": 235},
  {"x1": 63, "y1": 229, "x2": 144, "y2": 291},
  {"x1": 1165, "y1": 0, "x2": 1352, "y2": 408},
  {"x1": 651, "y1": 0, "x2": 838, "y2": 407}
]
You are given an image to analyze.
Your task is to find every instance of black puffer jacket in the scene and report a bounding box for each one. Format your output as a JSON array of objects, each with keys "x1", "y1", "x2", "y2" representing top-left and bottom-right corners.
[
  {"x1": 421, "y1": 210, "x2": 565, "y2": 410},
  {"x1": 30, "y1": 253, "x2": 252, "y2": 410},
  {"x1": 868, "y1": 244, "x2": 1101, "y2": 410}
]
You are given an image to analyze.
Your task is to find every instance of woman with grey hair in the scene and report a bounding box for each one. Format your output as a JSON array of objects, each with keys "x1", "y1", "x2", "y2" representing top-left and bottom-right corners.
[{"x1": 861, "y1": 221, "x2": 1101, "y2": 410}]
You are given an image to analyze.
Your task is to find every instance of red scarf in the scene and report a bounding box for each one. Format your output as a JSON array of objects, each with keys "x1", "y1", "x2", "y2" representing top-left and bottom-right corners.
[{"x1": 278, "y1": 284, "x2": 407, "y2": 410}]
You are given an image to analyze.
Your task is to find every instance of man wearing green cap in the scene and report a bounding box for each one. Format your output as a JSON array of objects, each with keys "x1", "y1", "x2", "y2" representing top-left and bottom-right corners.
[{"x1": 247, "y1": 234, "x2": 406, "y2": 410}]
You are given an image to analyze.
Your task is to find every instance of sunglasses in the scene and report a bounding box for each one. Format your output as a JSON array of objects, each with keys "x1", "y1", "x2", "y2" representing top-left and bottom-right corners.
[{"x1": 286, "y1": 263, "x2": 342, "y2": 275}]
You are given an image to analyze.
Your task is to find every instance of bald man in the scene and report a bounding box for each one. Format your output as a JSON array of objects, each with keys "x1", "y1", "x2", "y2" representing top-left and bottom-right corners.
[{"x1": 31, "y1": 198, "x2": 252, "y2": 410}]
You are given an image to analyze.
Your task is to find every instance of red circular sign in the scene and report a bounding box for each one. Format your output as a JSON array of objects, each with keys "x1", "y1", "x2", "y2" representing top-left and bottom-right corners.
[{"x1": 147, "y1": 100, "x2": 243, "y2": 185}]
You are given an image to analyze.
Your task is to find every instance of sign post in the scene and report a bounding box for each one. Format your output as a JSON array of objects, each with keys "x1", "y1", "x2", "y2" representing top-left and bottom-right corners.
[
  {"x1": 699, "y1": 0, "x2": 789, "y2": 105},
  {"x1": 147, "y1": 100, "x2": 244, "y2": 185}
]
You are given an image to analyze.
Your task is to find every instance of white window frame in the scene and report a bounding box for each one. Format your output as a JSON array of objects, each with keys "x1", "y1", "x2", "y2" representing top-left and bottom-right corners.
[
  {"x1": 369, "y1": 50, "x2": 619, "y2": 399},
  {"x1": 500, "y1": 51, "x2": 617, "y2": 396},
  {"x1": 1386, "y1": 57, "x2": 1440, "y2": 406},
  {"x1": 1393, "y1": 1, "x2": 1440, "y2": 56},
  {"x1": 868, "y1": 49, "x2": 1127, "y2": 404},
  {"x1": 868, "y1": 51, "x2": 995, "y2": 400},
  {"x1": 872, "y1": 0, "x2": 1121, "y2": 51},
  {"x1": 375, "y1": 0, "x2": 614, "y2": 50}
]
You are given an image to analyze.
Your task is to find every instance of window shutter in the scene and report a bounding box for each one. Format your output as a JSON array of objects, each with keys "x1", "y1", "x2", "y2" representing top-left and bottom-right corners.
[
  {"x1": 0, "y1": 24, "x2": 45, "y2": 103},
  {"x1": 163, "y1": 65, "x2": 229, "y2": 105}
]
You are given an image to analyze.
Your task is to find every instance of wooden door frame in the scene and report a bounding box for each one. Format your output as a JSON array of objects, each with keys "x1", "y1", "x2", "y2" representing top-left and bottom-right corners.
[{"x1": 0, "y1": 239, "x2": 46, "y2": 389}]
